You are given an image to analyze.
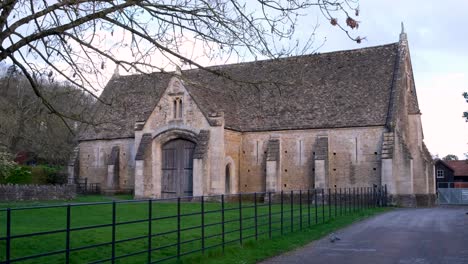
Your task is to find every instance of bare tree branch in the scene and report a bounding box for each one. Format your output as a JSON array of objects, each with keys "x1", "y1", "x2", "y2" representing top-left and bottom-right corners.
[{"x1": 0, "y1": 0, "x2": 361, "y2": 130}]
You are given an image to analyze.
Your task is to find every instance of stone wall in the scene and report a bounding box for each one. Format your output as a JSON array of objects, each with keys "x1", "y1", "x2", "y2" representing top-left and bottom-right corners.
[
  {"x1": 0, "y1": 184, "x2": 76, "y2": 201},
  {"x1": 79, "y1": 138, "x2": 135, "y2": 193},
  {"x1": 236, "y1": 126, "x2": 385, "y2": 193}
]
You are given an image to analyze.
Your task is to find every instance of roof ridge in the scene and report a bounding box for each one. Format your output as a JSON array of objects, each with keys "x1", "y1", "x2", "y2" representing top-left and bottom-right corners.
[
  {"x1": 186, "y1": 42, "x2": 399, "y2": 71},
  {"x1": 113, "y1": 42, "x2": 400, "y2": 78}
]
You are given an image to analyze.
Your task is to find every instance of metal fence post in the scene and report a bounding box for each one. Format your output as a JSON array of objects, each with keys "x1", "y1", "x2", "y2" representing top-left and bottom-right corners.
[
  {"x1": 364, "y1": 187, "x2": 367, "y2": 209},
  {"x1": 290, "y1": 190, "x2": 294, "y2": 233},
  {"x1": 328, "y1": 188, "x2": 331, "y2": 220},
  {"x1": 339, "y1": 188, "x2": 342, "y2": 216},
  {"x1": 384, "y1": 185, "x2": 388, "y2": 206},
  {"x1": 201, "y1": 196, "x2": 205, "y2": 254},
  {"x1": 307, "y1": 189, "x2": 311, "y2": 227},
  {"x1": 147, "y1": 199, "x2": 152, "y2": 263},
  {"x1": 239, "y1": 193, "x2": 243, "y2": 245},
  {"x1": 254, "y1": 192, "x2": 258, "y2": 240},
  {"x1": 358, "y1": 187, "x2": 361, "y2": 211},
  {"x1": 6, "y1": 208, "x2": 11, "y2": 264},
  {"x1": 299, "y1": 190, "x2": 303, "y2": 230},
  {"x1": 268, "y1": 192, "x2": 272, "y2": 239},
  {"x1": 366, "y1": 187, "x2": 368, "y2": 209},
  {"x1": 66, "y1": 205, "x2": 71, "y2": 264},
  {"x1": 111, "y1": 201, "x2": 116, "y2": 264},
  {"x1": 380, "y1": 185, "x2": 384, "y2": 207},
  {"x1": 348, "y1": 188, "x2": 351, "y2": 214},
  {"x1": 365, "y1": 187, "x2": 368, "y2": 209},
  {"x1": 364, "y1": 187, "x2": 366, "y2": 209},
  {"x1": 280, "y1": 191, "x2": 284, "y2": 235},
  {"x1": 359, "y1": 187, "x2": 362, "y2": 211},
  {"x1": 358, "y1": 187, "x2": 362, "y2": 211},
  {"x1": 314, "y1": 189, "x2": 318, "y2": 224},
  {"x1": 221, "y1": 195, "x2": 225, "y2": 252},
  {"x1": 344, "y1": 188, "x2": 347, "y2": 214},
  {"x1": 368, "y1": 187, "x2": 371, "y2": 209},
  {"x1": 361, "y1": 187, "x2": 364, "y2": 210},
  {"x1": 177, "y1": 197, "x2": 181, "y2": 260},
  {"x1": 334, "y1": 188, "x2": 337, "y2": 218},
  {"x1": 321, "y1": 188, "x2": 325, "y2": 223},
  {"x1": 353, "y1": 188, "x2": 356, "y2": 212},
  {"x1": 374, "y1": 186, "x2": 377, "y2": 208},
  {"x1": 361, "y1": 187, "x2": 363, "y2": 210},
  {"x1": 363, "y1": 187, "x2": 365, "y2": 210}
]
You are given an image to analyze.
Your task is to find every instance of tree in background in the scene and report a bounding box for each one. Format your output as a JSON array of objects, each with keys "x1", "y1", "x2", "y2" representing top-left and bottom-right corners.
[
  {"x1": 442, "y1": 154, "x2": 459, "y2": 161},
  {"x1": 0, "y1": 69, "x2": 95, "y2": 164},
  {"x1": 0, "y1": 0, "x2": 362, "y2": 123}
]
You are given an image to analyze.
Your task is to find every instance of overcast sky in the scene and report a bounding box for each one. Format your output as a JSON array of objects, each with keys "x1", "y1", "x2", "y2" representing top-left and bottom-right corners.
[{"x1": 299, "y1": 0, "x2": 468, "y2": 159}]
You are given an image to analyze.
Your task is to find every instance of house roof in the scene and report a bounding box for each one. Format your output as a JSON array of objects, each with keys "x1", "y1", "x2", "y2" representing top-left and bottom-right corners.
[
  {"x1": 435, "y1": 159, "x2": 454, "y2": 172},
  {"x1": 445, "y1": 160, "x2": 468, "y2": 177},
  {"x1": 79, "y1": 43, "x2": 401, "y2": 141}
]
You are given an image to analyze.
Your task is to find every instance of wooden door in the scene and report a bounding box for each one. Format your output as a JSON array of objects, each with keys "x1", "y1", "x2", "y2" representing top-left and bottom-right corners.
[{"x1": 161, "y1": 139, "x2": 195, "y2": 198}]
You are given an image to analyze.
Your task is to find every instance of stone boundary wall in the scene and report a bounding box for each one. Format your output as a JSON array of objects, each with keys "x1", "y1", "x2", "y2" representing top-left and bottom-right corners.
[{"x1": 0, "y1": 184, "x2": 76, "y2": 201}]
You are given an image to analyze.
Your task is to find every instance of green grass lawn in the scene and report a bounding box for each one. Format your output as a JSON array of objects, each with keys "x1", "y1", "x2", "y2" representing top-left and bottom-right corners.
[{"x1": 0, "y1": 195, "x2": 389, "y2": 264}]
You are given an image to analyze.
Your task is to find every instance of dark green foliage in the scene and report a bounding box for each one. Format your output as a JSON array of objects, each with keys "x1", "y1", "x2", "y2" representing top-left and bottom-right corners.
[
  {"x1": 3, "y1": 166, "x2": 32, "y2": 184},
  {"x1": 1, "y1": 165, "x2": 65, "y2": 185}
]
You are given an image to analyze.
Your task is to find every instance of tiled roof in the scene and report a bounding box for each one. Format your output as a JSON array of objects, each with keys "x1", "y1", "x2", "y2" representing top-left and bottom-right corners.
[
  {"x1": 79, "y1": 43, "x2": 400, "y2": 140},
  {"x1": 445, "y1": 160, "x2": 468, "y2": 177}
]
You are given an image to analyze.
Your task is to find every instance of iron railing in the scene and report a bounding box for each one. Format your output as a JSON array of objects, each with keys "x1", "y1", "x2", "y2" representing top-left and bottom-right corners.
[
  {"x1": 76, "y1": 178, "x2": 100, "y2": 194},
  {"x1": 0, "y1": 186, "x2": 387, "y2": 264}
]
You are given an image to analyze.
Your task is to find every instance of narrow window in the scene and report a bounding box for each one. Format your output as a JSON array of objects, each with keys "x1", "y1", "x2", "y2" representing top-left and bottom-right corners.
[
  {"x1": 178, "y1": 98, "x2": 183, "y2": 118},
  {"x1": 225, "y1": 164, "x2": 231, "y2": 194},
  {"x1": 173, "y1": 97, "x2": 183, "y2": 119}
]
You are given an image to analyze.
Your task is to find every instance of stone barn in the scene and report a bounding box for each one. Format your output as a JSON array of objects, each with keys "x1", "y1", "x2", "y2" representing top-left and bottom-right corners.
[{"x1": 71, "y1": 29, "x2": 435, "y2": 206}]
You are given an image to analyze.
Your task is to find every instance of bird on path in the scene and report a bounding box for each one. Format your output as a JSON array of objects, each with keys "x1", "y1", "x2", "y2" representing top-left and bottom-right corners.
[{"x1": 329, "y1": 233, "x2": 341, "y2": 243}]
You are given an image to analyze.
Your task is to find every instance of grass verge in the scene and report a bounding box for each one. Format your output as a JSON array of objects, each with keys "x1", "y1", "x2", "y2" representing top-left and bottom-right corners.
[
  {"x1": 182, "y1": 207, "x2": 391, "y2": 264},
  {"x1": 0, "y1": 195, "x2": 390, "y2": 264}
]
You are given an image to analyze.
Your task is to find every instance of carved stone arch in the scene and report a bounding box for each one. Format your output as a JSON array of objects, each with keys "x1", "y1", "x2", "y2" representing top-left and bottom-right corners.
[
  {"x1": 225, "y1": 156, "x2": 237, "y2": 194},
  {"x1": 153, "y1": 128, "x2": 199, "y2": 198},
  {"x1": 153, "y1": 128, "x2": 199, "y2": 145}
]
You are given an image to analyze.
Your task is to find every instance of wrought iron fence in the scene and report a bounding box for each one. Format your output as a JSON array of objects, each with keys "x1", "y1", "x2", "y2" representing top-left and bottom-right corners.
[
  {"x1": 76, "y1": 178, "x2": 100, "y2": 194},
  {"x1": 0, "y1": 186, "x2": 387, "y2": 264}
]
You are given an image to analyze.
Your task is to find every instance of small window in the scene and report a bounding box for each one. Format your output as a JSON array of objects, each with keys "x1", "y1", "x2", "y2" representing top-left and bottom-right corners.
[
  {"x1": 178, "y1": 99, "x2": 183, "y2": 118},
  {"x1": 436, "y1": 170, "x2": 444, "y2": 178},
  {"x1": 173, "y1": 97, "x2": 183, "y2": 119}
]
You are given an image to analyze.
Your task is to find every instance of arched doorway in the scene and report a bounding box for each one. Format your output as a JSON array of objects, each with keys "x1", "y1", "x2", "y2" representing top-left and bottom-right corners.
[
  {"x1": 161, "y1": 139, "x2": 195, "y2": 198},
  {"x1": 225, "y1": 164, "x2": 231, "y2": 194}
]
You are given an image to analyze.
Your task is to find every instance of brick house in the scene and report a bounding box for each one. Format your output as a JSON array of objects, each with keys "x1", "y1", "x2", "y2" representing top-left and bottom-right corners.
[{"x1": 70, "y1": 28, "x2": 435, "y2": 207}]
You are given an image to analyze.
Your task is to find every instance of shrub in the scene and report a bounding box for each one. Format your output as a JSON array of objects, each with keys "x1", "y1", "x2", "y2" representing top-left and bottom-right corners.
[
  {"x1": 32, "y1": 165, "x2": 66, "y2": 184},
  {"x1": 6, "y1": 166, "x2": 32, "y2": 184}
]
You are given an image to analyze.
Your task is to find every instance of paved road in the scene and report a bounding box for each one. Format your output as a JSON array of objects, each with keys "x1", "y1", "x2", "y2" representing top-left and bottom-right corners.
[{"x1": 260, "y1": 206, "x2": 468, "y2": 264}]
